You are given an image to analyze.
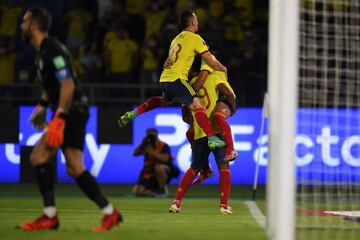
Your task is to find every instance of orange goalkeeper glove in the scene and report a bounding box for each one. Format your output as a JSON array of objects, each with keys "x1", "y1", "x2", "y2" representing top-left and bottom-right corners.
[{"x1": 46, "y1": 110, "x2": 66, "y2": 148}]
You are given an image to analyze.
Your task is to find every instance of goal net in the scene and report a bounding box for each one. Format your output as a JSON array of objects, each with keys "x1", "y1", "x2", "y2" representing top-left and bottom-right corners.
[{"x1": 297, "y1": 0, "x2": 360, "y2": 239}]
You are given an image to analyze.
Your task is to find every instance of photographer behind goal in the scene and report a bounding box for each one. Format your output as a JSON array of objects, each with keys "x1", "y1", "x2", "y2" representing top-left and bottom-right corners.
[{"x1": 133, "y1": 128, "x2": 179, "y2": 197}]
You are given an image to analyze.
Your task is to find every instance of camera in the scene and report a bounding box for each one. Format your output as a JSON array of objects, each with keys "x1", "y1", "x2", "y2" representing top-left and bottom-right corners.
[{"x1": 144, "y1": 134, "x2": 156, "y2": 148}]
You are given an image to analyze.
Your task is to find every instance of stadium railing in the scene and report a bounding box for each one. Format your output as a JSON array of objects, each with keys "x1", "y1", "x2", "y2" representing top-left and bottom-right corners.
[{"x1": 0, "y1": 83, "x2": 161, "y2": 106}]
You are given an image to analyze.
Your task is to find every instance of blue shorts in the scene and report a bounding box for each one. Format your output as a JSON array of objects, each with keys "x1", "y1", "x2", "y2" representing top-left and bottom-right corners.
[
  {"x1": 191, "y1": 135, "x2": 226, "y2": 171},
  {"x1": 160, "y1": 79, "x2": 197, "y2": 106}
]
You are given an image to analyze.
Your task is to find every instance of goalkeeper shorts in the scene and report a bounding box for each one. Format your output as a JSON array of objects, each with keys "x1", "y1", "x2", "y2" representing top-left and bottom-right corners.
[{"x1": 61, "y1": 111, "x2": 90, "y2": 151}]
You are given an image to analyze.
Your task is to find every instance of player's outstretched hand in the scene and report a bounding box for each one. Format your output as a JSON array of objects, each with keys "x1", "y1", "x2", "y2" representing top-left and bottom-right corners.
[
  {"x1": 46, "y1": 110, "x2": 66, "y2": 148},
  {"x1": 29, "y1": 105, "x2": 47, "y2": 130}
]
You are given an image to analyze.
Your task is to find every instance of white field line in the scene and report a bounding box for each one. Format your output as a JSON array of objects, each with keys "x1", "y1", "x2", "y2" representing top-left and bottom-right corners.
[
  {"x1": 245, "y1": 201, "x2": 266, "y2": 229},
  {"x1": 324, "y1": 211, "x2": 360, "y2": 217}
]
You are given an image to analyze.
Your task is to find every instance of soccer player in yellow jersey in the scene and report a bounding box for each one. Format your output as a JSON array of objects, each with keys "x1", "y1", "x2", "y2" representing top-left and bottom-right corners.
[
  {"x1": 118, "y1": 9, "x2": 227, "y2": 149},
  {"x1": 190, "y1": 56, "x2": 238, "y2": 161},
  {"x1": 168, "y1": 57, "x2": 236, "y2": 214}
]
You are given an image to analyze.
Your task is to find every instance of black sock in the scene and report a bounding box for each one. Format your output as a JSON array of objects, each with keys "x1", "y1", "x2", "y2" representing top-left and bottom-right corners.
[
  {"x1": 34, "y1": 162, "x2": 55, "y2": 207},
  {"x1": 76, "y1": 171, "x2": 109, "y2": 209}
]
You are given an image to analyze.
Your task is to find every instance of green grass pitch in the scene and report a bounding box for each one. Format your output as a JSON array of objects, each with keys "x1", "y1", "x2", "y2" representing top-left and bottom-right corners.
[{"x1": 0, "y1": 184, "x2": 268, "y2": 240}]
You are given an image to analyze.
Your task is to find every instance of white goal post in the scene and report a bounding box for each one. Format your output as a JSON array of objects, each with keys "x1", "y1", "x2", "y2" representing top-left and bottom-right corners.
[
  {"x1": 266, "y1": 0, "x2": 299, "y2": 240},
  {"x1": 267, "y1": 0, "x2": 360, "y2": 240}
]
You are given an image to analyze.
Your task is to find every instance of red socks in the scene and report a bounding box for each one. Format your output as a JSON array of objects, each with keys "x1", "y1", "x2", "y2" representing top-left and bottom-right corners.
[
  {"x1": 219, "y1": 168, "x2": 231, "y2": 208},
  {"x1": 214, "y1": 112, "x2": 234, "y2": 151},
  {"x1": 194, "y1": 109, "x2": 215, "y2": 137},
  {"x1": 175, "y1": 168, "x2": 197, "y2": 202},
  {"x1": 135, "y1": 96, "x2": 164, "y2": 115}
]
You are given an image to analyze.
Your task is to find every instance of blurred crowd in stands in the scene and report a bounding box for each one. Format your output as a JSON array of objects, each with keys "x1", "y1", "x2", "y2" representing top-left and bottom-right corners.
[{"x1": 0, "y1": 0, "x2": 268, "y2": 107}]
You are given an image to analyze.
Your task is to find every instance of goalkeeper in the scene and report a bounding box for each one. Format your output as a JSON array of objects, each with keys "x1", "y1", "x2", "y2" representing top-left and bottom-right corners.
[{"x1": 19, "y1": 8, "x2": 121, "y2": 232}]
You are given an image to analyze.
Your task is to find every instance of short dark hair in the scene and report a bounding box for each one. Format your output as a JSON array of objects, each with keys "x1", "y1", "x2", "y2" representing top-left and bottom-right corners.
[
  {"x1": 178, "y1": 9, "x2": 194, "y2": 30},
  {"x1": 28, "y1": 8, "x2": 52, "y2": 33}
]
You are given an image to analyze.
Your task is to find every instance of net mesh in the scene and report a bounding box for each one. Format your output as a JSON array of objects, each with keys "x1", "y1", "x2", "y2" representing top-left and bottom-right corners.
[{"x1": 297, "y1": 0, "x2": 360, "y2": 239}]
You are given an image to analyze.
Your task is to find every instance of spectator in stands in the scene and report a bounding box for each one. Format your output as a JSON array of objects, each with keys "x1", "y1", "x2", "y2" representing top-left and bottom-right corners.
[
  {"x1": 237, "y1": 32, "x2": 267, "y2": 107},
  {"x1": 125, "y1": 0, "x2": 145, "y2": 44},
  {"x1": 0, "y1": 0, "x2": 23, "y2": 39},
  {"x1": 133, "y1": 128, "x2": 179, "y2": 197},
  {"x1": 60, "y1": 1, "x2": 94, "y2": 53},
  {"x1": 103, "y1": 20, "x2": 138, "y2": 83},
  {"x1": 190, "y1": 0, "x2": 208, "y2": 32},
  {"x1": 0, "y1": 38, "x2": 16, "y2": 85},
  {"x1": 0, "y1": 0, "x2": 22, "y2": 85},
  {"x1": 78, "y1": 41, "x2": 102, "y2": 82},
  {"x1": 140, "y1": 34, "x2": 162, "y2": 84},
  {"x1": 1, "y1": 0, "x2": 270, "y2": 107},
  {"x1": 99, "y1": 0, "x2": 128, "y2": 31},
  {"x1": 143, "y1": 0, "x2": 168, "y2": 40}
]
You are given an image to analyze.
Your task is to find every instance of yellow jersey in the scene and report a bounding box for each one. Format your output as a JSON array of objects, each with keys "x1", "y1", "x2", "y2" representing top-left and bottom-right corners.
[
  {"x1": 0, "y1": 6, "x2": 23, "y2": 37},
  {"x1": 160, "y1": 31, "x2": 208, "y2": 83},
  {"x1": 65, "y1": 9, "x2": 93, "y2": 39},
  {"x1": 107, "y1": 37, "x2": 138, "y2": 73},
  {"x1": 192, "y1": 58, "x2": 235, "y2": 140},
  {"x1": 142, "y1": 47, "x2": 159, "y2": 70},
  {"x1": 200, "y1": 57, "x2": 235, "y2": 97}
]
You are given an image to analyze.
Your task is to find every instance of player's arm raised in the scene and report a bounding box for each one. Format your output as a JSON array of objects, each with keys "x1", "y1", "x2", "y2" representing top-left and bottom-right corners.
[
  {"x1": 201, "y1": 51, "x2": 227, "y2": 73},
  {"x1": 192, "y1": 70, "x2": 209, "y2": 92},
  {"x1": 217, "y1": 83, "x2": 237, "y2": 116}
]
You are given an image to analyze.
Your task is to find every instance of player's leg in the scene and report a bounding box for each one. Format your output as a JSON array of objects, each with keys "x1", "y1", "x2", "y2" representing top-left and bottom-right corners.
[
  {"x1": 169, "y1": 137, "x2": 209, "y2": 213},
  {"x1": 185, "y1": 126, "x2": 214, "y2": 185},
  {"x1": 63, "y1": 147, "x2": 122, "y2": 231},
  {"x1": 186, "y1": 125, "x2": 214, "y2": 184},
  {"x1": 192, "y1": 163, "x2": 214, "y2": 185},
  {"x1": 118, "y1": 96, "x2": 169, "y2": 128},
  {"x1": 213, "y1": 147, "x2": 232, "y2": 214},
  {"x1": 20, "y1": 133, "x2": 59, "y2": 231},
  {"x1": 164, "y1": 79, "x2": 225, "y2": 148},
  {"x1": 188, "y1": 97, "x2": 225, "y2": 149},
  {"x1": 186, "y1": 125, "x2": 195, "y2": 145},
  {"x1": 169, "y1": 167, "x2": 198, "y2": 213},
  {"x1": 154, "y1": 164, "x2": 170, "y2": 197},
  {"x1": 64, "y1": 111, "x2": 121, "y2": 231},
  {"x1": 218, "y1": 164, "x2": 232, "y2": 214},
  {"x1": 213, "y1": 101, "x2": 238, "y2": 161},
  {"x1": 118, "y1": 81, "x2": 178, "y2": 128}
]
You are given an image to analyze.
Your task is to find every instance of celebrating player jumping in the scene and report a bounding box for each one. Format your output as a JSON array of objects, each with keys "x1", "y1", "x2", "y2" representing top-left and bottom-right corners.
[
  {"x1": 118, "y1": 9, "x2": 228, "y2": 150},
  {"x1": 169, "y1": 55, "x2": 236, "y2": 214}
]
